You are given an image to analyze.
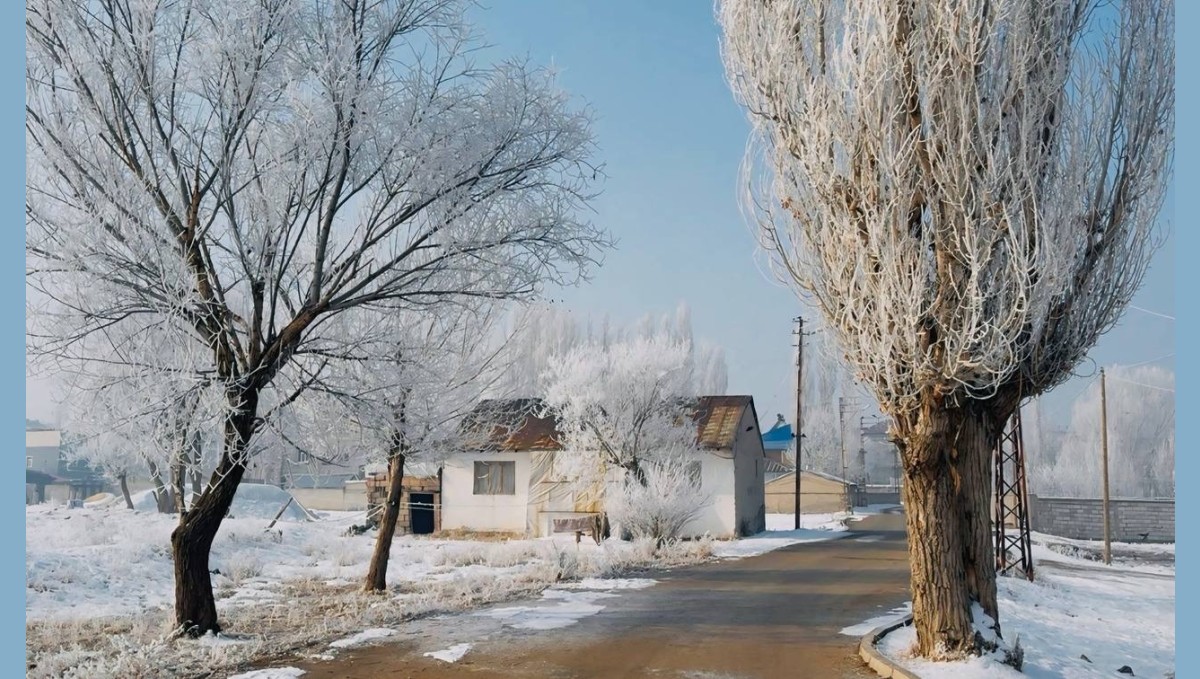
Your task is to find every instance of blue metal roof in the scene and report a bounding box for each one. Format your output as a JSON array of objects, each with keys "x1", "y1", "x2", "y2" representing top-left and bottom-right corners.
[{"x1": 761, "y1": 422, "x2": 793, "y2": 450}]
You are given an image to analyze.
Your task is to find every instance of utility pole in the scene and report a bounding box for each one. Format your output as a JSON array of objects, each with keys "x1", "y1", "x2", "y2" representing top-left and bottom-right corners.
[
  {"x1": 794, "y1": 316, "x2": 804, "y2": 530},
  {"x1": 839, "y1": 397, "x2": 854, "y2": 515},
  {"x1": 1100, "y1": 368, "x2": 1112, "y2": 565}
]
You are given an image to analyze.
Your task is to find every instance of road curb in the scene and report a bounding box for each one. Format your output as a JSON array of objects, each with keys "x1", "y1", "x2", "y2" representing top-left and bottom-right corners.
[{"x1": 858, "y1": 614, "x2": 923, "y2": 679}]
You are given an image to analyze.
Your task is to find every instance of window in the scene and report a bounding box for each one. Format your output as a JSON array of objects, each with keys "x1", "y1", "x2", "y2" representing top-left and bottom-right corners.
[
  {"x1": 474, "y1": 461, "x2": 516, "y2": 495},
  {"x1": 27, "y1": 457, "x2": 33, "y2": 469}
]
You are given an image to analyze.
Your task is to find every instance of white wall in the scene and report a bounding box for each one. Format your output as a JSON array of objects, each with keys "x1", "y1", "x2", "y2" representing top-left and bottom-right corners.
[
  {"x1": 441, "y1": 452, "x2": 531, "y2": 533},
  {"x1": 680, "y1": 453, "x2": 738, "y2": 539},
  {"x1": 732, "y1": 406, "x2": 767, "y2": 536}
]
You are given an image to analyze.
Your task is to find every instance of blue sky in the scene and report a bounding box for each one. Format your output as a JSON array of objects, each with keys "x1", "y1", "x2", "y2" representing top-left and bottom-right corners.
[
  {"x1": 25, "y1": 1, "x2": 1175, "y2": 426},
  {"x1": 469, "y1": 1, "x2": 1175, "y2": 424}
]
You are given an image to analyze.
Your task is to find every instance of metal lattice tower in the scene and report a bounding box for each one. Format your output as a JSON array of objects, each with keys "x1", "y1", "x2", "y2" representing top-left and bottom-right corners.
[{"x1": 993, "y1": 411, "x2": 1034, "y2": 581}]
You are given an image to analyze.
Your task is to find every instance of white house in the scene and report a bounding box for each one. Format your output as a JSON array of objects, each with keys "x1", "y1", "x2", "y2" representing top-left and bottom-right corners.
[{"x1": 441, "y1": 396, "x2": 768, "y2": 539}]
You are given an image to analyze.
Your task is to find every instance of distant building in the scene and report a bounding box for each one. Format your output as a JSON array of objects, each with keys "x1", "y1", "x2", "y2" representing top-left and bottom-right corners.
[
  {"x1": 760, "y1": 414, "x2": 794, "y2": 467},
  {"x1": 764, "y1": 469, "x2": 857, "y2": 514},
  {"x1": 442, "y1": 396, "x2": 769, "y2": 539},
  {"x1": 26, "y1": 429, "x2": 61, "y2": 476},
  {"x1": 25, "y1": 428, "x2": 105, "y2": 504}
]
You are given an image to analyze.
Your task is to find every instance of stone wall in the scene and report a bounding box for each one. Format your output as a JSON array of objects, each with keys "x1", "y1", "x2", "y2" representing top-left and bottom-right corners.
[
  {"x1": 366, "y1": 473, "x2": 441, "y2": 535},
  {"x1": 1029, "y1": 495, "x2": 1174, "y2": 543}
]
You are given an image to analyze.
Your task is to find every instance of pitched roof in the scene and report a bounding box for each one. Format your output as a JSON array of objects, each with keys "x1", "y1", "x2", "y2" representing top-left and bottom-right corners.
[
  {"x1": 462, "y1": 395, "x2": 758, "y2": 452},
  {"x1": 761, "y1": 421, "x2": 793, "y2": 450},
  {"x1": 461, "y1": 398, "x2": 561, "y2": 451}
]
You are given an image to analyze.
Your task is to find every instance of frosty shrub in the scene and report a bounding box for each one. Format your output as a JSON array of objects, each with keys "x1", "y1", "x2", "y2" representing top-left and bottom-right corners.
[{"x1": 607, "y1": 454, "x2": 710, "y2": 543}]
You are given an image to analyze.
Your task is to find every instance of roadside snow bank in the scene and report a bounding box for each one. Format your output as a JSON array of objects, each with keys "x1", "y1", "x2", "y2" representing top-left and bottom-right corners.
[
  {"x1": 713, "y1": 512, "x2": 854, "y2": 558},
  {"x1": 873, "y1": 560, "x2": 1174, "y2": 678}
]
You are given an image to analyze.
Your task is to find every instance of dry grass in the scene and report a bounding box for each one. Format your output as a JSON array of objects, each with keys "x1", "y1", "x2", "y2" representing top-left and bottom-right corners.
[
  {"x1": 428, "y1": 528, "x2": 526, "y2": 542},
  {"x1": 27, "y1": 537, "x2": 713, "y2": 679}
]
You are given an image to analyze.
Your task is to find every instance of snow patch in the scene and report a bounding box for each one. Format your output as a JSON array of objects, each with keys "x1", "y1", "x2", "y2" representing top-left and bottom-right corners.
[
  {"x1": 227, "y1": 669, "x2": 306, "y2": 679},
  {"x1": 328, "y1": 628, "x2": 396, "y2": 649},
  {"x1": 714, "y1": 513, "x2": 851, "y2": 558},
  {"x1": 424, "y1": 642, "x2": 472, "y2": 663},
  {"x1": 555, "y1": 577, "x2": 657, "y2": 590},
  {"x1": 476, "y1": 589, "x2": 617, "y2": 630},
  {"x1": 874, "y1": 561, "x2": 1174, "y2": 678},
  {"x1": 840, "y1": 603, "x2": 912, "y2": 637}
]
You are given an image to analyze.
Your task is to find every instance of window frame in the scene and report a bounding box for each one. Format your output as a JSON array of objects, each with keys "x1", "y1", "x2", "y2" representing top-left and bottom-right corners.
[{"x1": 473, "y1": 460, "x2": 517, "y2": 495}]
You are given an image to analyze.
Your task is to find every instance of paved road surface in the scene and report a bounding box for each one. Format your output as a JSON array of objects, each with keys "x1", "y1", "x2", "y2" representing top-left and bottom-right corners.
[{"x1": 284, "y1": 513, "x2": 910, "y2": 679}]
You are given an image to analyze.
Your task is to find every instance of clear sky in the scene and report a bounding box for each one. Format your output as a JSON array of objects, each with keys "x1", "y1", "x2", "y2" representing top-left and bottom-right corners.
[
  {"x1": 25, "y1": 1, "x2": 1175, "y2": 428},
  {"x1": 466, "y1": 1, "x2": 1175, "y2": 425}
]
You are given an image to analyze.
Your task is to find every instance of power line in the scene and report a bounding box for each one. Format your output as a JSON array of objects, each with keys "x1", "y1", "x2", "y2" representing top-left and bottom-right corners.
[
  {"x1": 1120, "y1": 353, "x2": 1175, "y2": 369},
  {"x1": 1105, "y1": 375, "x2": 1175, "y2": 394},
  {"x1": 1129, "y1": 305, "x2": 1175, "y2": 321}
]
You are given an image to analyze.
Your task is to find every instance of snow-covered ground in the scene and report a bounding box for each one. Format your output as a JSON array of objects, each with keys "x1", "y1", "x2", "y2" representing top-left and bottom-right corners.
[
  {"x1": 867, "y1": 541, "x2": 1175, "y2": 679},
  {"x1": 26, "y1": 501, "x2": 856, "y2": 678}
]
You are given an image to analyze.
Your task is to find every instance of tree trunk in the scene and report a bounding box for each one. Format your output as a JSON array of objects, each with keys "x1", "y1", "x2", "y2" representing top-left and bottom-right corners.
[
  {"x1": 955, "y1": 408, "x2": 1001, "y2": 629},
  {"x1": 170, "y1": 391, "x2": 257, "y2": 637},
  {"x1": 172, "y1": 449, "x2": 187, "y2": 516},
  {"x1": 189, "y1": 432, "x2": 203, "y2": 497},
  {"x1": 118, "y1": 472, "x2": 134, "y2": 510},
  {"x1": 148, "y1": 462, "x2": 174, "y2": 514},
  {"x1": 897, "y1": 404, "x2": 978, "y2": 659},
  {"x1": 364, "y1": 452, "x2": 405, "y2": 592}
]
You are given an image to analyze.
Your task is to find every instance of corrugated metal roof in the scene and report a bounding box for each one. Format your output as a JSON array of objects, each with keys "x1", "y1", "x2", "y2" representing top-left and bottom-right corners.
[{"x1": 462, "y1": 396, "x2": 758, "y2": 452}]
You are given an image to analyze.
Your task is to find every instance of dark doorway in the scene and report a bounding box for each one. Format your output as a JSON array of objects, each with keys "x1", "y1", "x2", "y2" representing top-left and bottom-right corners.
[{"x1": 410, "y1": 493, "x2": 435, "y2": 535}]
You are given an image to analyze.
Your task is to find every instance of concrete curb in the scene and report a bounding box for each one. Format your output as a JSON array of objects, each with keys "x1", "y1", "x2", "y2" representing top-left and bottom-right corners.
[{"x1": 858, "y1": 614, "x2": 923, "y2": 679}]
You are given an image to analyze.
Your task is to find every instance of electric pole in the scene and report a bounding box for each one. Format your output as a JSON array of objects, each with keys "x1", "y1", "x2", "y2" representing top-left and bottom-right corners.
[
  {"x1": 1100, "y1": 368, "x2": 1112, "y2": 565},
  {"x1": 839, "y1": 397, "x2": 855, "y2": 514},
  {"x1": 794, "y1": 316, "x2": 804, "y2": 530}
]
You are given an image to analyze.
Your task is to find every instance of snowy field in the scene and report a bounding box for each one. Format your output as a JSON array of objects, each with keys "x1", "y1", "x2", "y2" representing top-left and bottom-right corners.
[
  {"x1": 26, "y1": 499, "x2": 854, "y2": 678},
  {"x1": 868, "y1": 539, "x2": 1175, "y2": 679}
]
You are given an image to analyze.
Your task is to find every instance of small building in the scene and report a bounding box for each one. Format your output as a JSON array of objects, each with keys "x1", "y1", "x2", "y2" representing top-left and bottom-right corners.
[
  {"x1": 442, "y1": 396, "x2": 768, "y2": 539},
  {"x1": 364, "y1": 462, "x2": 442, "y2": 536},
  {"x1": 26, "y1": 429, "x2": 61, "y2": 476},
  {"x1": 764, "y1": 469, "x2": 856, "y2": 514},
  {"x1": 760, "y1": 415, "x2": 794, "y2": 467},
  {"x1": 26, "y1": 429, "x2": 106, "y2": 505}
]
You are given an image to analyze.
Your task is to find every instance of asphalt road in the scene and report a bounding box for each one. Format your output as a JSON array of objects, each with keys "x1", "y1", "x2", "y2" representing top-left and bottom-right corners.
[{"x1": 283, "y1": 512, "x2": 910, "y2": 679}]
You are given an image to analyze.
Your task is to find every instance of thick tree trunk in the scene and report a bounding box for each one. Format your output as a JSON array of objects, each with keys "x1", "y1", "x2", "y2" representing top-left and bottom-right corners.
[
  {"x1": 170, "y1": 391, "x2": 257, "y2": 637},
  {"x1": 899, "y1": 396, "x2": 1024, "y2": 660},
  {"x1": 118, "y1": 472, "x2": 134, "y2": 510},
  {"x1": 955, "y1": 409, "x2": 1001, "y2": 629},
  {"x1": 364, "y1": 452, "x2": 405, "y2": 592},
  {"x1": 898, "y1": 402, "x2": 979, "y2": 659}
]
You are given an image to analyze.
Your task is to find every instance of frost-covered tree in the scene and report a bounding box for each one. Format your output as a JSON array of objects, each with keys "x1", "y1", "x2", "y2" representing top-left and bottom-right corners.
[
  {"x1": 606, "y1": 451, "x2": 710, "y2": 543},
  {"x1": 1032, "y1": 365, "x2": 1174, "y2": 499},
  {"x1": 45, "y1": 321, "x2": 221, "y2": 513},
  {"x1": 298, "y1": 301, "x2": 515, "y2": 592},
  {"x1": 541, "y1": 329, "x2": 722, "y2": 539},
  {"x1": 26, "y1": 0, "x2": 608, "y2": 636},
  {"x1": 720, "y1": 0, "x2": 1173, "y2": 658},
  {"x1": 501, "y1": 301, "x2": 728, "y2": 398}
]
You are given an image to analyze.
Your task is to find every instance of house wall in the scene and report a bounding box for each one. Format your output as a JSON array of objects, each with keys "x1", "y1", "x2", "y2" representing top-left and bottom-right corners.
[
  {"x1": 1029, "y1": 495, "x2": 1174, "y2": 543},
  {"x1": 26, "y1": 447, "x2": 59, "y2": 475},
  {"x1": 679, "y1": 454, "x2": 738, "y2": 538},
  {"x1": 732, "y1": 407, "x2": 767, "y2": 537},
  {"x1": 442, "y1": 451, "x2": 531, "y2": 533},
  {"x1": 765, "y1": 472, "x2": 848, "y2": 514},
  {"x1": 291, "y1": 488, "x2": 356, "y2": 511}
]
